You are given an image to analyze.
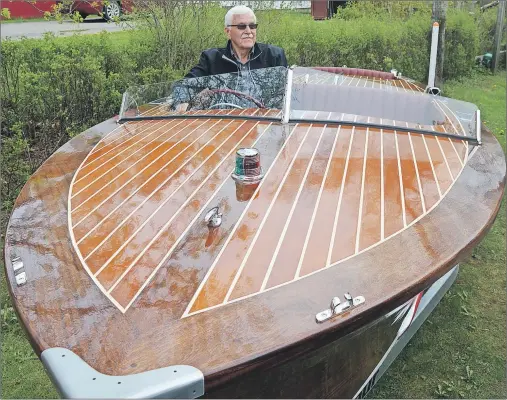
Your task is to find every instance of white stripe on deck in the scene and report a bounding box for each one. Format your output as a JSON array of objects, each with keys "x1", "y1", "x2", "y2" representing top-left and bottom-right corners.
[
  {"x1": 394, "y1": 128, "x2": 407, "y2": 227},
  {"x1": 260, "y1": 119, "x2": 329, "y2": 291},
  {"x1": 182, "y1": 117, "x2": 305, "y2": 318},
  {"x1": 295, "y1": 121, "x2": 342, "y2": 279},
  {"x1": 355, "y1": 120, "x2": 369, "y2": 253},
  {"x1": 327, "y1": 116, "x2": 357, "y2": 266},
  {"x1": 106, "y1": 119, "x2": 260, "y2": 293},
  {"x1": 72, "y1": 118, "x2": 219, "y2": 228},
  {"x1": 408, "y1": 130, "x2": 426, "y2": 213},
  {"x1": 223, "y1": 120, "x2": 317, "y2": 303}
]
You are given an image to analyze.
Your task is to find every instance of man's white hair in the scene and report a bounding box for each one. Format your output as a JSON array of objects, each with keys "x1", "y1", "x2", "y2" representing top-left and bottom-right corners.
[{"x1": 224, "y1": 5, "x2": 256, "y2": 27}]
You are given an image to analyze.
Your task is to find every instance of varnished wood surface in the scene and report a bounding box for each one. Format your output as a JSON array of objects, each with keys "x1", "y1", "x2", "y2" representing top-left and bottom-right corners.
[
  {"x1": 3, "y1": 109, "x2": 505, "y2": 392},
  {"x1": 205, "y1": 310, "x2": 402, "y2": 398},
  {"x1": 66, "y1": 105, "x2": 469, "y2": 314}
]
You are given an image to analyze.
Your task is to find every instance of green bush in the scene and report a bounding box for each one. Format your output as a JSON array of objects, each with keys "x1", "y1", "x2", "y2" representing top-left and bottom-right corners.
[
  {"x1": 0, "y1": 4, "x2": 491, "y2": 226},
  {"x1": 0, "y1": 32, "x2": 183, "y2": 222}
]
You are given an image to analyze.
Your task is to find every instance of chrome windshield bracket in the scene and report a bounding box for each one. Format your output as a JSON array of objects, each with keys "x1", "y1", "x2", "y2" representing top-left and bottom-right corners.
[
  {"x1": 476, "y1": 109, "x2": 482, "y2": 145},
  {"x1": 316, "y1": 293, "x2": 365, "y2": 323},
  {"x1": 281, "y1": 66, "x2": 295, "y2": 124}
]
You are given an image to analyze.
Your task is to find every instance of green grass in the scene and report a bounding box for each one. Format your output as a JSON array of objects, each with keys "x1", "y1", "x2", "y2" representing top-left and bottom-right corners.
[
  {"x1": 1, "y1": 71, "x2": 505, "y2": 399},
  {"x1": 369, "y1": 70, "x2": 506, "y2": 399}
]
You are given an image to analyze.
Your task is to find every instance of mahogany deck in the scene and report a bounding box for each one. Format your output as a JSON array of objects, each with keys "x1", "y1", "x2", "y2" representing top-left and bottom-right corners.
[
  {"x1": 67, "y1": 105, "x2": 468, "y2": 314},
  {"x1": 3, "y1": 99, "x2": 505, "y2": 390}
]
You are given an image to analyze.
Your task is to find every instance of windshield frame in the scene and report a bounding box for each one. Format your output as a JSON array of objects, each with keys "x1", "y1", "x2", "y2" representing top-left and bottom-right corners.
[{"x1": 117, "y1": 66, "x2": 480, "y2": 145}]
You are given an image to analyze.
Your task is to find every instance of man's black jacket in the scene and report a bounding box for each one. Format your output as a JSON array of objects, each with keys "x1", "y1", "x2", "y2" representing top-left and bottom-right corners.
[{"x1": 185, "y1": 40, "x2": 288, "y2": 78}]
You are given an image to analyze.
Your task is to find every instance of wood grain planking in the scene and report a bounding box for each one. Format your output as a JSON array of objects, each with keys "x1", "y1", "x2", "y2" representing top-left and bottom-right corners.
[
  {"x1": 71, "y1": 119, "x2": 226, "y2": 231},
  {"x1": 72, "y1": 119, "x2": 191, "y2": 195},
  {"x1": 74, "y1": 119, "x2": 242, "y2": 252},
  {"x1": 382, "y1": 130, "x2": 404, "y2": 238},
  {"x1": 358, "y1": 128, "x2": 382, "y2": 251},
  {"x1": 88, "y1": 122, "x2": 143, "y2": 156},
  {"x1": 409, "y1": 134, "x2": 440, "y2": 210},
  {"x1": 186, "y1": 124, "x2": 311, "y2": 313},
  {"x1": 74, "y1": 119, "x2": 181, "y2": 183},
  {"x1": 88, "y1": 120, "x2": 253, "y2": 282},
  {"x1": 298, "y1": 127, "x2": 352, "y2": 277},
  {"x1": 330, "y1": 128, "x2": 367, "y2": 262},
  {"x1": 265, "y1": 126, "x2": 337, "y2": 289},
  {"x1": 108, "y1": 122, "x2": 264, "y2": 308},
  {"x1": 228, "y1": 125, "x2": 324, "y2": 300},
  {"x1": 396, "y1": 132, "x2": 424, "y2": 224},
  {"x1": 71, "y1": 119, "x2": 207, "y2": 210}
]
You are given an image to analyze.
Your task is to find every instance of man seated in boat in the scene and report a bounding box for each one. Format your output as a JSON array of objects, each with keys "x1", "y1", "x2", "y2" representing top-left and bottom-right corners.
[{"x1": 174, "y1": 5, "x2": 288, "y2": 111}]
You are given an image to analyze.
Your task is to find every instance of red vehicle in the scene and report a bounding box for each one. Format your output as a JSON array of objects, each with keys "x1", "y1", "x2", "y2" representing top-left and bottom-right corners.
[{"x1": 56, "y1": 0, "x2": 133, "y2": 20}]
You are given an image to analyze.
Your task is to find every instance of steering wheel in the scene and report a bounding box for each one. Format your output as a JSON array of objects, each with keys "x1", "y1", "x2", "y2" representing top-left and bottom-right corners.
[
  {"x1": 209, "y1": 102, "x2": 244, "y2": 110},
  {"x1": 189, "y1": 88, "x2": 265, "y2": 111}
]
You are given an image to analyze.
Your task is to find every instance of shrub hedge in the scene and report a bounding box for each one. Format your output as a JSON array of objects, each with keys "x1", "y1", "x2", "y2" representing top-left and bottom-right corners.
[{"x1": 0, "y1": 4, "x2": 494, "y2": 222}]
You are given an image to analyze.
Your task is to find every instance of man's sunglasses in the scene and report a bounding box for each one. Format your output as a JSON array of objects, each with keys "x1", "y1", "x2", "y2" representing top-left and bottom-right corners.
[{"x1": 228, "y1": 23, "x2": 258, "y2": 30}]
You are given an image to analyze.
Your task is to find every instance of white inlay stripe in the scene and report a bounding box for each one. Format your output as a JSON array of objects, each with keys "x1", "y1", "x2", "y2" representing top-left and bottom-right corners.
[
  {"x1": 355, "y1": 123, "x2": 369, "y2": 254},
  {"x1": 261, "y1": 120, "x2": 330, "y2": 291},
  {"x1": 327, "y1": 116, "x2": 357, "y2": 267},
  {"x1": 394, "y1": 129, "x2": 407, "y2": 227},
  {"x1": 106, "y1": 119, "x2": 261, "y2": 293},
  {"x1": 408, "y1": 131, "x2": 426, "y2": 213},
  {"x1": 223, "y1": 119, "x2": 318, "y2": 303},
  {"x1": 182, "y1": 119, "x2": 304, "y2": 318},
  {"x1": 380, "y1": 120, "x2": 385, "y2": 240}
]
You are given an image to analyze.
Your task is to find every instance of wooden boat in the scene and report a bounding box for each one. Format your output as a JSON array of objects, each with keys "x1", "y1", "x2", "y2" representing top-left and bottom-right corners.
[{"x1": 4, "y1": 66, "x2": 505, "y2": 399}]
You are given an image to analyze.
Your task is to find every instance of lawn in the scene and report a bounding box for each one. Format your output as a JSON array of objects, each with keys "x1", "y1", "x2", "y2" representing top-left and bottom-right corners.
[
  {"x1": 369, "y1": 70, "x2": 506, "y2": 399},
  {"x1": 1, "y1": 70, "x2": 505, "y2": 399}
]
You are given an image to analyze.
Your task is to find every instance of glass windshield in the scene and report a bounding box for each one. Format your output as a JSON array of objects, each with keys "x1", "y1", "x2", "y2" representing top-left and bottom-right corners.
[
  {"x1": 119, "y1": 65, "x2": 479, "y2": 140},
  {"x1": 119, "y1": 66, "x2": 287, "y2": 119},
  {"x1": 288, "y1": 67, "x2": 478, "y2": 138}
]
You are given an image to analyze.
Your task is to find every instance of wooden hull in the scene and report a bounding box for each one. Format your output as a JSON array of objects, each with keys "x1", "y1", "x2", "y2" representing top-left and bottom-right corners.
[
  {"x1": 205, "y1": 308, "x2": 403, "y2": 398},
  {"x1": 3, "y1": 86, "x2": 505, "y2": 397}
]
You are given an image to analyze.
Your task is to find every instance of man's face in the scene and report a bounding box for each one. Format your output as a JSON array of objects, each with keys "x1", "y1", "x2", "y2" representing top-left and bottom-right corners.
[{"x1": 225, "y1": 13, "x2": 257, "y2": 51}]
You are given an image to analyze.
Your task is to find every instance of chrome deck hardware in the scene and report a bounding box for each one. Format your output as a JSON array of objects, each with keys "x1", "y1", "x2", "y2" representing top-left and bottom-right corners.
[
  {"x1": 204, "y1": 207, "x2": 222, "y2": 228},
  {"x1": 15, "y1": 272, "x2": 27, "y2": 287},
  {"x1": 12, "y1": 257, "x2": 24, "y2": 273},
  {"x1": 11, "y1": 256, "x2": 27, "y2": 286},
  {"x1": 316, "y1": 292, "x2": 365, "y2": 323}
]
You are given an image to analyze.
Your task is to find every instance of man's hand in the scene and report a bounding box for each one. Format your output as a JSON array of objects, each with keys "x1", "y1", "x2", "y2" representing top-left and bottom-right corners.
[{"x1": 176, "y1": 103, "x2": 189, "y2": 112}]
